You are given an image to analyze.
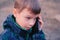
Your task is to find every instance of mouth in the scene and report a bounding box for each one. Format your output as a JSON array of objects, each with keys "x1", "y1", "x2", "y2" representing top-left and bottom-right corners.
[{"x1": 26, "y1": 27, "x2": 31, "y2": 30}]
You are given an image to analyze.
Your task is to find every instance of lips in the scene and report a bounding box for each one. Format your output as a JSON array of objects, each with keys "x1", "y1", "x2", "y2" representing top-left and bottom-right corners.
[{"x1": 26, "y1": 27, "x2": 31, "y2": 30}]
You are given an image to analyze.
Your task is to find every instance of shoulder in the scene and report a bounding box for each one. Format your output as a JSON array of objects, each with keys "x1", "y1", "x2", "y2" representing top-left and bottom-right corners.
[
  {"x1": 32, "y1": 30, "x2": 46, "y2": 40},
  {"x1": 0, "y1": 29, "x2": 14, "y2": 40},
  {"x1": 37, "y1": 30, "x2": 46, "y2": 40}
]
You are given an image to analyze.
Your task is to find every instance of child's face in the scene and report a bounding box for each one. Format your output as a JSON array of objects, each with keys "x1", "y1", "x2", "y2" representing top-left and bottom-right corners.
[{"x1": 13, "y1": 8, "x2": 39, "y2": 30}]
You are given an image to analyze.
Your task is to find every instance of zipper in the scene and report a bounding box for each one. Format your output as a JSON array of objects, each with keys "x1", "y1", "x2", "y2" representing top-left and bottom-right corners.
[{"x1": 26, "y1": 34, "x2": 29, "y2": 40}]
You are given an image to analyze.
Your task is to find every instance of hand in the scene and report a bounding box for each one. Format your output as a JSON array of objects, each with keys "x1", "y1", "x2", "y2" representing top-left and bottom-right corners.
[{"x1": 38, "y1": 14, "x2": 44, "y2": 30}]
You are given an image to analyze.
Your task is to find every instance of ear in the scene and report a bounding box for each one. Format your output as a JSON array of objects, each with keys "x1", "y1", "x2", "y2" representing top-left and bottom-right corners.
[{"x1": 13, "y1": 8, "x2": 18, "y2": 17}]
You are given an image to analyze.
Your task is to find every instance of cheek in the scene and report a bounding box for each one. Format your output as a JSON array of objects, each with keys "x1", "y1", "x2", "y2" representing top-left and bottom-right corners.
[
  {"x1": 22, "y1": 20, "x2": 28, "y2": 25},
  {"x1": 19, "y1": 19, "x2": 28, "y2": 27},
  {"x1": 16, "y1": 15, "x2": 29, "y2": 27}
]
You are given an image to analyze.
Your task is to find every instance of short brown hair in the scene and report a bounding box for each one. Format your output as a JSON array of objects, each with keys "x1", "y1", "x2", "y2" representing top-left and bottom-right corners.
[{"x1": 14, "y1": 0, "x2": 41, "y2": 14}]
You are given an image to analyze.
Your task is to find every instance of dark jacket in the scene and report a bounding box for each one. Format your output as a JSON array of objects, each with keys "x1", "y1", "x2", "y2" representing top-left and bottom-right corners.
[{"x1": 0, "y1": 14, "x2": 46, "y2": 40}]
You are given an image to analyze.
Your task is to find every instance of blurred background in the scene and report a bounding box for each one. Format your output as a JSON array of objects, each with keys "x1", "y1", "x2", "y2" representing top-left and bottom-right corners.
[{"x1": 0, "y1": 0, "x2": 60, "y2": 40}]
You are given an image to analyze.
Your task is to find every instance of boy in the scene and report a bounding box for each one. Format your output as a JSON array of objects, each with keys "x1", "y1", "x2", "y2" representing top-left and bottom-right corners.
[{"x1": 0, "y1": 0, "x2": 46, "y2": 40}]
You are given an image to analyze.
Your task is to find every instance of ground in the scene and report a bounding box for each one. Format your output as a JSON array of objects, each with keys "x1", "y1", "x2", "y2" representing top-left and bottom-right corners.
[{"x1": 0, "y1": 0, "x2": 60, "y2": 40}]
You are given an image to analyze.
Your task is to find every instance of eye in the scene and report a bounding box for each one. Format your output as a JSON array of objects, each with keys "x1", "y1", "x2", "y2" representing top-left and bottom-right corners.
[{"x1": 26, "y1": 17, "x2": 31, "y2": 19}]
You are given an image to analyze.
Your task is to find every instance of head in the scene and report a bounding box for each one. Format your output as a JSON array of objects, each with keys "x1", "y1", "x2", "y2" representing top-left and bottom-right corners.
[{"x1": 13, "y1": 0, "x2": 41, "y2": 30}]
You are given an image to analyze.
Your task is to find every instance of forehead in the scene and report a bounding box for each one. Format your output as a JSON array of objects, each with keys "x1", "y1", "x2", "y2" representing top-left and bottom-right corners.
[{"x1": 19, "y1": 8, "x2": 39, "y2": 17}]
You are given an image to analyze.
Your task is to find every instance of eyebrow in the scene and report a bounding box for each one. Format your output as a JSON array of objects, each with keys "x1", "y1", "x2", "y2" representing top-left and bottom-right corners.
[{"x1": 26, "y1": 15, "x2": 38, "y2": 19}]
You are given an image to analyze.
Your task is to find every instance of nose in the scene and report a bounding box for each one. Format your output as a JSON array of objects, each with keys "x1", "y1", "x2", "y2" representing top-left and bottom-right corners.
[{"x1": 29, "y1": 20, "x2": 35, "y2": 27}]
